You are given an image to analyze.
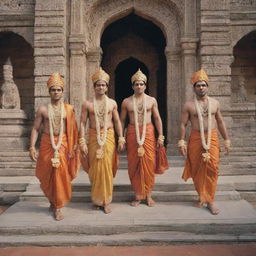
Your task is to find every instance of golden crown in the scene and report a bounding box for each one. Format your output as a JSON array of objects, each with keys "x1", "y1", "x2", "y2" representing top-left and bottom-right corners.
[
  {"x1": 92, "y1": 67, "x2": 110, "y2": 84},
  {"x1": 191, "y1": 69, "x2": 209, "y2": 85},
  {"x1": 131, "y1": 69, "x2": 147, "y2": 84},
  {"x1": 47, "y1": 73, "x2": 64, "y2": 88}
]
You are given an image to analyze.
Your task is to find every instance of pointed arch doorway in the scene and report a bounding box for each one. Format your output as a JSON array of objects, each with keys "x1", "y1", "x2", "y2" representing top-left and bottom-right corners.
[
  {"x1": 115, "y1": 57, "x2": 149, "y2": 110},
  {"x1": 101, "y1": 13, "x2": 167, "y2": 136}
]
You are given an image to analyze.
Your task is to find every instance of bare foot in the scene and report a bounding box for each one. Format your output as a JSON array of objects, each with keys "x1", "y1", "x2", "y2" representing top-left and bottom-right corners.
[
  {"x1": 92, "y1": 204, "x2": 100, "y2": 211},
  {"x1": 207, "y1": 203, "x2": 220, "y2": 215},
  {"x1": 146, "y1": 197, "x2": 155, "y2": 207},
  {"x1": 54, "y1": 209, "x2": 64, "y2": 221},
  {"x1": 103, "y1": 205, "x2": 112, "y2": 214},
  {"x1": 131, "y1": 200, "x2": 141, "y2": 207}
]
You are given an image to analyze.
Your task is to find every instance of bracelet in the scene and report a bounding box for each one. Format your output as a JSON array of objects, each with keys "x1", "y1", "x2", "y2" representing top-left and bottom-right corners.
[
  {"x1": 178, "y1": 139, "x2": 186, "y2": 147},
  {"x1": 79, "y1": 137, "x2": 86, "y2": 146},
  {"x1": 224, "y1": 139, "x2": 231, "y2": 148},
  {"x1": 118, "y1": 136, "x2": 126, "y2": 144},
  {"x1": 158, "y1": 135, "x2": 165, "y2": 142},
  {"x1": 29, "y1": 146, "x2": 35, "y2": 151}
]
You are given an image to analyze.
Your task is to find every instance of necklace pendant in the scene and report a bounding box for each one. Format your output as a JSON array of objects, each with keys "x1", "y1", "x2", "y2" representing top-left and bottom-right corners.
[
  {"x1": 137, "y1": 146, "x2": 145, "y2": 157},
  {"x1": 202, "y1": 151, "x2": 211, "y2": 162},
  {"x1": 51, "y1": 151, "x2": 61, "y2": 168},
  {"x1": 96, "y1": 147, "x2": 104, "y2": 159}
]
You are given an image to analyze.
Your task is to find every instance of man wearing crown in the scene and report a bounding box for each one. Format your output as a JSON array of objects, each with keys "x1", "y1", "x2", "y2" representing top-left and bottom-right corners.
[
  {"x1": 120, "y1": 69, "x2": 166, "y2": 207},
  {"x1": 79, "y1": 67, "x2": 125, "y2": 214},
  {"x1": 179, "y1": 69, "x2": 231, "y2": 215},
  {"x1": 29, "y1": 73, "x2": 80, "y2": 221}
]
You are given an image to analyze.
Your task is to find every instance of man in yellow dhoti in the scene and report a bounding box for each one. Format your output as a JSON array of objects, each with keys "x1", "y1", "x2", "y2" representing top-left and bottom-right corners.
[
  {"x1": 79, "y1": 67, "x2": 125, "y2": 214},
  {"x1": 179, "y1": 69, "x2": 231, "y2": 215}
]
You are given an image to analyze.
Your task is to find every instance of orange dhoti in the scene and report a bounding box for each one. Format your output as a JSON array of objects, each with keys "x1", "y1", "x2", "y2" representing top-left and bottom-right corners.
[
  {"x1": 182, "y1": 129, "x2": 220, "y2": 203},
  {"x1": 126, "y1": 123, "x2": 156, "y2": 200},
  {"x1": 86, "y1": 128, "x2": 118, "y2": 206},
  {"x1": 36, "y1": 104, "x2": 80, "y2": 209}
]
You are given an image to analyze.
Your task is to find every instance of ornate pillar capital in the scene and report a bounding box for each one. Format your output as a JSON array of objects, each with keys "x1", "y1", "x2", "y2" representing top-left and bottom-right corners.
[
  {"x1": 86, "y1": 47, "x2": 103, "y2": 62},
  {"x1": 165, "y1": 47, "x2": 181, "y2": 61},
  {"x1": 181, "y1": 37, "x2": 199, "y2": 55}
]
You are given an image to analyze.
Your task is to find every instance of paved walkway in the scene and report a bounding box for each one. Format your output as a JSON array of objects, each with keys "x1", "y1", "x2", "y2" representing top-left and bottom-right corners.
[{"x1": 0, "y1": 244, "x2": 256, "y2": 256}]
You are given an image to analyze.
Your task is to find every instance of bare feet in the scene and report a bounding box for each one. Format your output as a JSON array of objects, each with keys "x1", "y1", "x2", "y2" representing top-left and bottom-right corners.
[
  {"x1": 103, "y1": 205, "x2": 112, "y2": 214},
  {"x1": 207, "y1": 203, "x2": 220, "y2": 215},
  {"x1": 146, "y1": 197, "x2": 155, "y2": 207},
  {"x1": 54, "y1": 209, "x2": 64, "y2": 221},
  {"x1": 131, "y1": 200, "x2": 141, "y2": 207}
]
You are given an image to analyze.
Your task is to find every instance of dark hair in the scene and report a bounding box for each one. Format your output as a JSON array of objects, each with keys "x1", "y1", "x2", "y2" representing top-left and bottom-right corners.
[{"x1": 193, "y1": 81, "x2": 208, "y2": 88}]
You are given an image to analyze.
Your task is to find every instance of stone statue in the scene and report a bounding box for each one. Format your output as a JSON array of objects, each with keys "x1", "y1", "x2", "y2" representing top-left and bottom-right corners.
[
  {"x1": 0, "y1": 58, "x2": 21, "y2": 109},
  {"x1": 237, "y1": 76, "x2": 248, "y2": 102}
]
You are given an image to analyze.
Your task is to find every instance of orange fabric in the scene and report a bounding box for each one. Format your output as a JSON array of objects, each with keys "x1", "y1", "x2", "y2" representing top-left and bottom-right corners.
[
  {"x1": 155, "y1": 146, "x2": 169, "y2": 174},
  {"x1": 36, "y1": 104, "x2": 80, "y2": 209},
  {"x1": 182, "y1": 129, "x2": 220, "y2": 203},
  {"x1": 126, "y1": 123, "x2": 156, "y2": 200}
]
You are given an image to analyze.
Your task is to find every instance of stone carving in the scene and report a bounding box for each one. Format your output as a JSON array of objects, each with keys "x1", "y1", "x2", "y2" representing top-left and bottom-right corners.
[
  {"x1": 0, "y1": 58, "x2": 21, "y2": 109},
  {"x1": 237, "y1": 76, "x2": 248, "y2": 102}
]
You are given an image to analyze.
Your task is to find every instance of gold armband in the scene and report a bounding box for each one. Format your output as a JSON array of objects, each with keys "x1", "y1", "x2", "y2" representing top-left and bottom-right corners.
[
  {"x1": 178, "y1": 139, "x2": 186, "y2": 147},
  {"x1": 118, "y1": 136, "x2": 126, "y2": 144},
  {"x1": 224, "y1": 139, "x2": 231, "y2": 148},
  {"x1": 79, "y1": 137, "x2": 86, "y2": 146}
]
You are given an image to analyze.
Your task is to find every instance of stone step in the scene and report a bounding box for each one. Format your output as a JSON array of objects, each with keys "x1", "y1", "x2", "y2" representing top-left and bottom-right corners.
[
  {"x1": 1, "y1": 232, "x2": 256, "y2": 247},
  {"x1": 220, "y1": 167, "x2": 256, "y2": 175},
  {"x1": 0, "y1": 151, "x2": 30, "y2": 157},
  {"x1": 0, "y1": 168, "x2": 35, "y2": 176},
  {"x1": 20, "y1": 190, "x2": 241, "y2": 202},
  {"x1": 0, "y1": 162, "x2": 35, "y2": 168},
  {"x1": 0, "y1": 200, "x2": 255, "y2": 246},
  {"x1": 0, "y1": 156, "x2": 32, "y2": 162}
]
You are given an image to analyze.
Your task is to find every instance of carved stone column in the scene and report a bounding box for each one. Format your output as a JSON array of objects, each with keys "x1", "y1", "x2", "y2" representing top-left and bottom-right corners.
[
  {"x1": 69, "y1": 36, "x2": 86, "y2": 119},
  {"x1": 181, "y1": 38, "x2": 198, "y2": 101},
  {"x1": 86, "y1": 48, "x2": 103, "y2": 100},
  {"x1": 165, "y1": 47, "x2": 182, "y2": 154}
]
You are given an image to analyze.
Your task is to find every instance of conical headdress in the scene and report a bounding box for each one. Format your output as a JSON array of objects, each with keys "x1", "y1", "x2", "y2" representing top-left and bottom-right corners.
[
  {"x1": 190, "y1": 69, "x2": 209, "y2": 85},
  {"x1": 131, "y1": 69, "x2": 147, "y2": 84},
  {"x1": 91, "y1": 67, "x2": 110, "y2": 84},
  {"x1": 47, "y1": 73, "x2": 64, "y2": 88}
]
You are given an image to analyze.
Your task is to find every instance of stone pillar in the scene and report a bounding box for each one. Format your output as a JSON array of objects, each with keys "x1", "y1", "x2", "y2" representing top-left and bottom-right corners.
[
  {"x1": 86, "y1": 48, "x2": 102, "y2": 100},
  {"x1": 200, "y1": 0, "x2": 233, "y2": 135},
  {"x1": 165, "y1": 47, "x2": 181, "y2": 154},
  {"x1": 181, "y1": 38, "x2": 198, "y2": 101},
  {"x1": 34, "y1": 0, "x2": 68, "y2": 110},
  {"x1": 69, "y1": 0, "x2": 87, "y2": 119}
]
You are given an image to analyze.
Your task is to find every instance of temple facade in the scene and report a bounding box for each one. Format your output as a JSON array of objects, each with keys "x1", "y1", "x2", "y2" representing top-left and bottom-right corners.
[{"x1": 0, "y1": 0, "x2": 255, "y2": 155}]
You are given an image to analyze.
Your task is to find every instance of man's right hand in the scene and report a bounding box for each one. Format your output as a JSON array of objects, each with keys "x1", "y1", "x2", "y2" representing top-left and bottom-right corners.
[
  {"x1": 80, "y1": 144, "x2": 88, "y2": 158},
  {"x1": 29, "y1": 147, "x2": 38, "y2": 161},
  {"x1": 179, "y1": 145, "x2": 187, "y2": 157}
]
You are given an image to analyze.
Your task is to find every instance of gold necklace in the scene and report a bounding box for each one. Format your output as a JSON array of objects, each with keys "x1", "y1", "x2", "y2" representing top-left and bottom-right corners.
[
  {"x1": 93, "y1": 95, "x2": 109, "y2": 159},
  {"x1": 48, "y1": 102, "x2": 65, "y2": 168},
  {"x1": 194, "y1": 96, "x2": 212, "y2": 162},
  {"x1": 133, "y1": 94, "x2": 147, "y2": 157}
]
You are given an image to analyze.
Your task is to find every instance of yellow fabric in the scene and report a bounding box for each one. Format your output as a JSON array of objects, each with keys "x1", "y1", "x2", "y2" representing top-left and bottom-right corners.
[
  {"x1": 47, "y1": 73, "x2": 64, "y2": 88},
  {"x1": 87, "y1": 128, "x2": 116, "y2": 206},
  {"x1": 190, "y1": 69, "x2": 209, "y2": 85}
]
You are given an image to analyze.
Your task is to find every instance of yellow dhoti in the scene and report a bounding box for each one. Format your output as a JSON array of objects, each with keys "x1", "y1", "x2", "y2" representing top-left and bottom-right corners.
[{"x1": 86, "y1": 128, "x2": 118, "y2": 206}]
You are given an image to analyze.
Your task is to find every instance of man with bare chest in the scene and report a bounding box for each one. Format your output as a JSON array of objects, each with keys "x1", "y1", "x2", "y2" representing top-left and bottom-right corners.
[
  {"x1": 29, "y1": 73, "x2": 80, "y2": 221},
  {"x1": 79, "y1": 67, "x2": 125, "y2": 214},
  {"x1": 179, "y1": 69, "x2": 231, "y2": 215},
  {"x1": 120, "y1": 69, "x2": 165, "y2": 207}
]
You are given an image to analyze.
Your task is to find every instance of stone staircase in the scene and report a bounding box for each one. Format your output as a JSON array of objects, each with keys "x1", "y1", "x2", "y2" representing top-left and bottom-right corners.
[{"x1": 0, "y1": 152, "x2": 256, "y2": 246}]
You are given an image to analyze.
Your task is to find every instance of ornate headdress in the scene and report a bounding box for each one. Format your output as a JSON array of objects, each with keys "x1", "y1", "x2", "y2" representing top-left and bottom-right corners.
[
  {"x1": 92, "y1": 67, "x2": 110, "y2": 84},
  {"x1": 47, "y1": 73, "x2": 64, "y2": 88},
  {"x1": 131, "y1": 69, "x2": 147, "y2": 84},
  {"x1": 191, "y1": 69, "x2": 209, "y2": 85}
]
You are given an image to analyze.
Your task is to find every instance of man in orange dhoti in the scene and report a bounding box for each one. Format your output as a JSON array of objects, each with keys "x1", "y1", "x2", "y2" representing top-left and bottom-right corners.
[
  {"x1": 179, "y1": 69, "x2": 231, "y2": 215},
  {"x1": 79, "y1": 67, "x2": 124, "y2": 214},
  {"x1": 120, "y1": 69, "x2": 166, "y2": 207},
  {"x1": 29, "y1": 73, "x2": 80, "y2": 221}
]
